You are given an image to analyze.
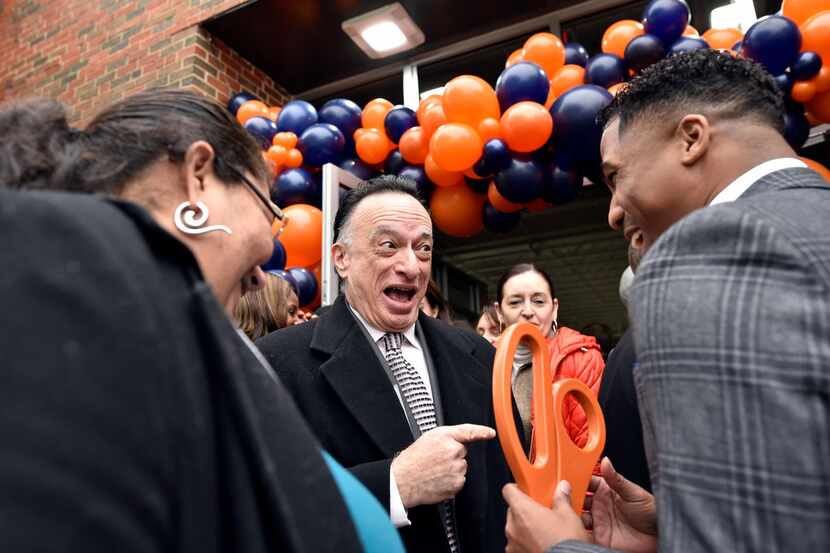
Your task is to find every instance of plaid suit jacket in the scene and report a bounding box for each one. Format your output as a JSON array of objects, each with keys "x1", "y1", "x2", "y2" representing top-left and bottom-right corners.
[{"x1": 551, "y1": 167, "x2": 830, "y2": 553}]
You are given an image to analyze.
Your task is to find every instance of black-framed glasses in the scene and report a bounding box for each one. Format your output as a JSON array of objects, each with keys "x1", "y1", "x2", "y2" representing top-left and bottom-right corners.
[{"x1": 224, "y1": 162, "x2": 285, "y2": 238}]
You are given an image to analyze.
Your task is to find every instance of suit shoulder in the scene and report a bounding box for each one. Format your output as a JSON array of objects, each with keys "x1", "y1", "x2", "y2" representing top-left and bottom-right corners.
[{"x1": 256, "y1": 318, "x2": 317, "y2": 356}]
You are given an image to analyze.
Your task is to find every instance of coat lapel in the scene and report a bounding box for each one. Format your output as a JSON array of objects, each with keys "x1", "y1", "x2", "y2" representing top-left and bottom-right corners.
[{"x1": 312, "y1": 297, "x2": 413, "y2": 458}]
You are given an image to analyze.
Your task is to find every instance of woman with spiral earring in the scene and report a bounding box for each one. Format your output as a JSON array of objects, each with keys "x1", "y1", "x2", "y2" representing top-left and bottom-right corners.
[
  {"x1": 495, "y1": 263, "x2": 605, "y2": 455},
  {"x1": 0, "y1": 90, "x2": 402, "y2": 553}
]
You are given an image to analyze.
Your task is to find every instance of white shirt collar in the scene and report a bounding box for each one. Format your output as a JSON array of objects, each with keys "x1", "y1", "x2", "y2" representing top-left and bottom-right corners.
[
  {"x1": 709, "y1": 157, "x2": 806, "y2": 206},
  {"x1": 348, "y1": 302, "x2": 421, "y2": 350}
]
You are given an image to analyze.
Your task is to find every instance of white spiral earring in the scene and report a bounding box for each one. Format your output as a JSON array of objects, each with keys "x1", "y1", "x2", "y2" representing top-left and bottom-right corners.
[{"x1": 173, "y1": 201, "x2": 232, "y2": 236}]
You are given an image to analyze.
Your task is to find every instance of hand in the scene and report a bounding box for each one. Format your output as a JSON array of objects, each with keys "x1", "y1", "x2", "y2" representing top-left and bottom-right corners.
[
  {"x1": 585, "y1": 457, "x2": 657, "y2": 553},
  {"x1": 503, "y1": 480, "x2": 590, "y2": 553},
  {"x1": 391, "y1": 424, "x2": 495, "y2": 508}
]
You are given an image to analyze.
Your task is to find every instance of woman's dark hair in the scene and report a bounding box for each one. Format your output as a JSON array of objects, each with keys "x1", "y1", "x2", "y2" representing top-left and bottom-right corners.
[
  {"x1": 423, "y1": 278, "x2": 452, "y2": 322},
  {"x1": 496, "y1": 263, "x2": 556, "y2": 304},
  {"x1": 0, "y1": 88, "x2": 268, "y2": 193}
]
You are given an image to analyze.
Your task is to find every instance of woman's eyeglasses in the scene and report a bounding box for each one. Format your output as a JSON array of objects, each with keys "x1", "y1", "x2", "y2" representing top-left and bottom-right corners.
[{"x1": 224, "y1": 163, "x2": 285, "y2": 238}]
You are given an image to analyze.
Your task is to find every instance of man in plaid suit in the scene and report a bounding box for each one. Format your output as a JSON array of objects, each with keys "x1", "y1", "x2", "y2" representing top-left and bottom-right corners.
[{"x1": 502, "y1": 50, "x2": 830, "y2": 552}]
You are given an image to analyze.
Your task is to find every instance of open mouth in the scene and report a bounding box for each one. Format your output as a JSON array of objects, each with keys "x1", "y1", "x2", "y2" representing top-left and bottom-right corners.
[{"x1": 383, "y1": 285, "x2": 417, "y2": 305}]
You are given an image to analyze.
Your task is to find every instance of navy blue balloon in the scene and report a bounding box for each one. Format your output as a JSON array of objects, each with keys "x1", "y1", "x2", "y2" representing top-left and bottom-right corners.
[
  {"x1": 288, "y1": 267, "x2": 318, "y2": 307},
  {"x1": 483, "y1": 203, "x2": 521, "y2": 233},
  {"x1": 273, "y1": 168, "x2": 316, "y2": 207},
  {"x1": 550, "y1": 85, "x2": 614, "y2": 163},
  {"x1": 584, "y1": 54, "x2": 627, "y2": 88},
  {"x1": 276, "y1": 100, "x2": 318, "y2": 135},
  {"x1": 228, "y1": 91, "x2": 257, "y2": 116},
  {"x1": 471, "y1": 157, "x2": 494, "y2": 178},
  {"x1": 494, "y1": 156, "x2": 544, "y2": 203},
  {"x1": 774, "y1": 73, "x2": 794, "y2": 95},
  {"x1": 268, "y1": 269, "x2": 298, "y2": 295},
  {"x1": 542, "y1": 164, "x2": 582, "y2": 205},
  {"x1": 642, "y1": 0, "x2": 690, "y2": 45},
  {"x1": 625, "y1": 34, "x2": 666, "y2": 73},
  {"x1": 298, "y1": 123, "x2": 345, "y2": 167},
  {"x1": 565, "y1": 43, "x2": 590, "y2": 67},
  {"x1": 261, "y1": 239, "x2": 287, "y2": 271},
  {"x1": 319, "y1": 98, "x2": 362, "y2": 140},
  {"x1": 741, "y1": 15, "x2": 802, "y2": 76},
  {"x1": 732, "y1": 40, "x2": 743, "y2": 53},
  {"x1": 465, "y1": 176, "x2": 490, "y2": 194},
  {"x1": 384, "y1": 106, "x2": 418, "y2": 143},
  {"x1": 669, "y1": 37, "x2": 709, "y2": 55},
  {"x1": 483, "y1": 139, "x2": 512, "y2": 172},
  {"x1": 339, "y1": 157, "x2": 375, "y2": 180},
  {"x1": 398, "y1": 165, "x2": 434, "y2": 201},
  {"x1": 243, "y1": 116, "x2": 277, "y2": 149},
  {"x1": 496, "y1": 61, "x2": 550, "y2": 112},
  {"x1": 791, "y1": 51, "x2": 822, "y2": 81},
  {"x1": 384, "y1": 150, "x2": 406, "y2": 175},
  {"x1": 783, "y1": 108, "x2": 809, "y2": 148}
]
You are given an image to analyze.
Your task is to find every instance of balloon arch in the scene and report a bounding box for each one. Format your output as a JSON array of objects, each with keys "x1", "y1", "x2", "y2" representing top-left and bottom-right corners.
[{"x1": 228, "y1": 0, "x2": 830, "y2": 309}]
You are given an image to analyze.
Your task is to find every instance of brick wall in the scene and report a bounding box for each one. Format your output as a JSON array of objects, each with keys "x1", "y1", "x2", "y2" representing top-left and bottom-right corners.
[{"x1": 0, "y1": 0, "x2": 290, "y2": 124}]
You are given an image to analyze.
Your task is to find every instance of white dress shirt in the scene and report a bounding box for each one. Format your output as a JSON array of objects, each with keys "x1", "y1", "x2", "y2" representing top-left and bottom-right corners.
[
  {"x1": 709, "y1": 157, "x2": 806, "y2": 206},
  {"x1": 349, "y1": 305, "x2": 434, "y2": 528}
]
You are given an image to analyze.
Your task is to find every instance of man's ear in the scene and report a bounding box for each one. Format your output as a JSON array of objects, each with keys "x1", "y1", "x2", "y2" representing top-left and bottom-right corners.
[
  {"x1": 181, "y1": 140, "x2": 216, "y2": 206},
  {"x1": 676, "y1": 114, "x2": 710, "y2": 166},
  {"x1": 332, "y1": 242, "x2": 349, "y2": 281}
]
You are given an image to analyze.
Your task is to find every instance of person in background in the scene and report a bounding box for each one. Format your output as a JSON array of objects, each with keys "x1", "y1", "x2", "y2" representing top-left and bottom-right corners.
[
  {"x1": 0, "y1": 90, "x2": 401, "y2": 553},
  {"x1": 420, "y1": 278, "x2": 452, "y2": 322},
  {"x1": 235, "y1": 272, "x2": 301, "y2": 340},
  {"x1": 503, "y1": 49, "x2": 830, "y2": 553},
  {"x1": 596, "y1": 243, "x2": 651, "y2": 493},
  {"x1": 579, "y1": 322, "x2": 615, "y2": 360},
  {"x1": 476, "y1": 302, "x2": 501, "y2": 346},
  {"x1": 496, "y1": 263, "x2": 605, "y2": 452}
]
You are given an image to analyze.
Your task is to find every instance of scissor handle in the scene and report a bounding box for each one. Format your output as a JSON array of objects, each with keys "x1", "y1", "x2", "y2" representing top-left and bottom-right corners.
[{"x1": 493, "y1": 323, "x2": 559, "y2": 506}]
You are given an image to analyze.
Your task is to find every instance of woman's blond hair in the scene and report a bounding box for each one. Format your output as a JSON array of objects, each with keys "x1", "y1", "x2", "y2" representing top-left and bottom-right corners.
[{"x1": 235, "y1": 274, "x2": 295, "y2": 340}]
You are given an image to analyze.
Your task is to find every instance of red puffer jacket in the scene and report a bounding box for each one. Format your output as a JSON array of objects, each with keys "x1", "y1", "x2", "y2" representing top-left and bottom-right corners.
[{"x1": 528, "y1": 327, "x2": 605, "y2": 461}]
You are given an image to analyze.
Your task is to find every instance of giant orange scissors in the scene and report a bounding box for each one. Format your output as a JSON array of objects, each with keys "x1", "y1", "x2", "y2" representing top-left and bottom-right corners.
[{"x1": 493, "y1": 322, "x2": 606, "y2": 511}]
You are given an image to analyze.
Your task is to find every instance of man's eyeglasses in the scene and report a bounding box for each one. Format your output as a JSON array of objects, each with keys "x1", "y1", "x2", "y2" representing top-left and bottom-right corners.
[{"x1": 224, "y1": 163, "x2": 285, "y2": 238}]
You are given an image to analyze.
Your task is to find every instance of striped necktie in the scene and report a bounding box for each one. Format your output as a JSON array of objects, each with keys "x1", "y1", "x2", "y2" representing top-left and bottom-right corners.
[{"x1": 382, "y1": 332, "x2": 459, "y2": 553}]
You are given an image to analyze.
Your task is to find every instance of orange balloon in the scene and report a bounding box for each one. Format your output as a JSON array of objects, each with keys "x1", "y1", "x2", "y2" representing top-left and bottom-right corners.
[
  {"x1": 550, "y1": 64, "x2": 586, "y2": 98},
  {"x1": 266, "y1": 145, "x2": 288, "y2": 165},
  {"x1": 268, "y1": 106, "x2": 282, "y2": 122},
  {"x1": 280, "y1": 204, "x2": 322, "y2": 267},
  {"x1": 807, "y1": 111, "x2": 822, "y2": 125},
  {"x1": 506, "y1": 48, "x2": 525, "y2": 68},
  {"x1": 682, "y1": 25, "x2": 700, "y2": 37},
  {"x1": 783, "y1": 0, "x2": 830, "y2": 26},
  {"x1": 430, "y1": 184, "x2": 486, "y2": 237},
  {"x1": 273, "y1": 131, "x2": 298, "y2": 149},
  {"x1": 806, "y1": 89, "x2": 830, "y2": 123},
  {"x1": 417, "y1": 94, "x2": 443, "y2": 124},
  {"x1": 801, "y1": 156, "x2": 830, "y2": 182},
  {"x1": 487, "y1": 182, "x2": 523, "y2": 213},
  {"x1": 792, "y1": 81, "x2": 818, "y2": 103},
  {"x1": 815, "y1": 66, "x2": 830, "y2": 93},
  {"x1": 800, "y1": 11, "x2": 830, "y2": 67},
  {"x1": 608, "y1": 82, "x2": 627, "y2": 95},
  {"x1": 425, "y1": 154, "x2": 464, "y2": 187},
  {"x1": 702, "y1": 27, "x2": 743, "y2": 49},
  {"x1": 284, "y1": 148, "x2": 303, "y2": 168},
  {"x1": 544, "y1": 85, "x2": 557, "y2": 110},
  {"x1": 601, "y1": 20, "x2": 644, "y2": 58},
  {"x1": 523, "y1": 33, "x2": 566, "y2": 80},
  {"x1": 500, "y1": 101, "x2": 553, "y2": 153},
  {"x1": 237, "y1": 100, "x2": 270, "y2": 125},
  {"x1": 429, "y1": 123, "x2": 483, "y2": 172},
  {"x1": 525, "y1": 198, "x2": 552, "y2": 213},
  {"x1": 478, "y1": 118, "x2": 503, "y2": 142},
  {"x1": 399, "y1": 126, "x2": 430, "y2": 164},
  {"x1": 356, "y1": 128, "x2": 392, "y2": 164},
  {"x1": 443, "y1": 75, "x2": 501, "y2": 128},
  {"x1": 362, "y1": 98, "x2": 394, "y2": 130}
]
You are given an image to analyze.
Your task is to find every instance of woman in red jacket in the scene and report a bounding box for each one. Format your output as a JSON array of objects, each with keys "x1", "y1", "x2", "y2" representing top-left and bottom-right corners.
[{"x1": 496, "y1": 263, "x2": 605, "y2": 450}]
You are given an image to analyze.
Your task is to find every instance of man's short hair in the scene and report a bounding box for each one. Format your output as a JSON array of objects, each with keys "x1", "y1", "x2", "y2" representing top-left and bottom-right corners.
[
  {"x1": 334, "y1": 175, "x2": 427, "y2": 245},
  {"x1": 599, "y1": 49, "x2": 785, "y2": 134}
]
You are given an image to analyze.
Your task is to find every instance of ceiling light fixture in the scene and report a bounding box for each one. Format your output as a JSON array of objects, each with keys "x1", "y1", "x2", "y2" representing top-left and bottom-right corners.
[{"x1": 342, "y1": 2, "x2": 425, "y2": 59}]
